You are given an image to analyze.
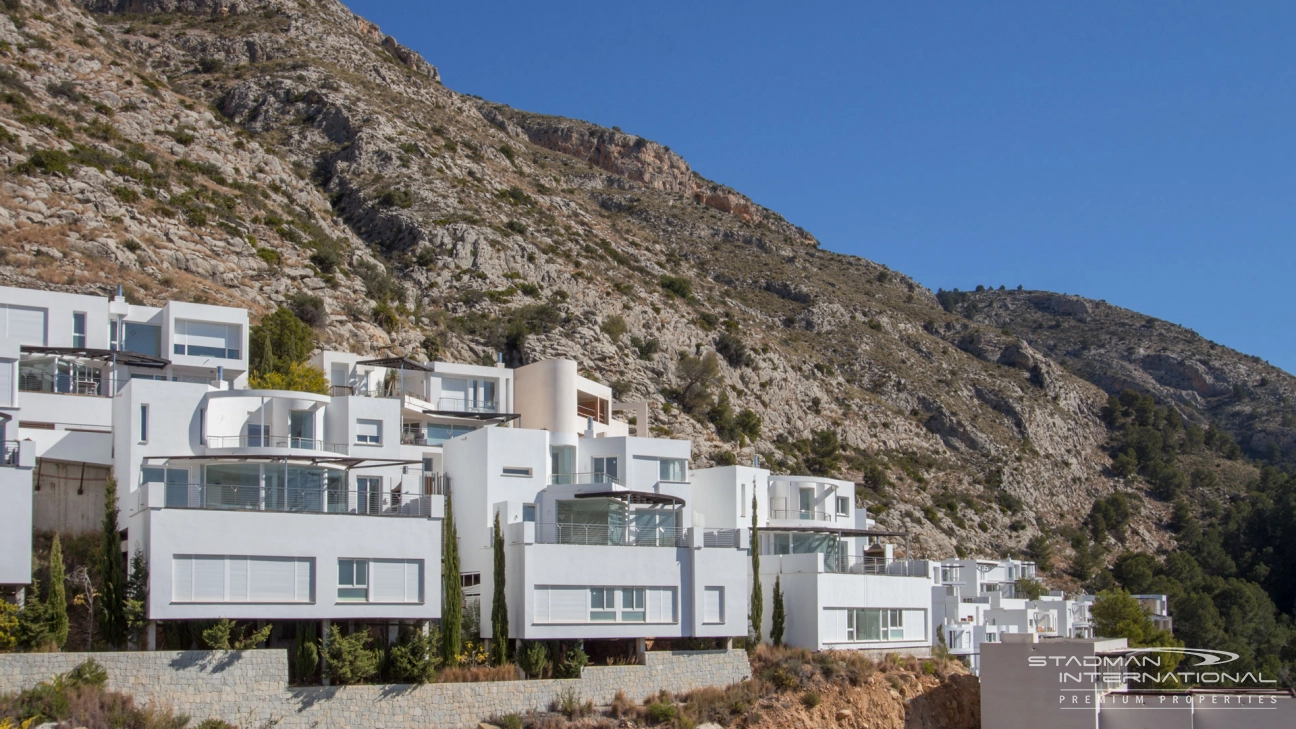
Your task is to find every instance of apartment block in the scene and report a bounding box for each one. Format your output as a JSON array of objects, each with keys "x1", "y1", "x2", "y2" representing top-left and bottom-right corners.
[{"x1": 691, "y1": 465, "x2": 933, "y2": 654}]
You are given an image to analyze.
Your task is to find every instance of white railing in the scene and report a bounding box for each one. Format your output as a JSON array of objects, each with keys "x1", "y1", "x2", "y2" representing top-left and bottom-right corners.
[
  {"x1": 156, "y1": 482, "x2": 434, "y2": 517},
  {"x1": 702, "y1": 528, "x2": 740, "y2": 548},
  {"x1": 548, "y1": 472, "x2": 622, "y2": 486},
  {"x1": 205, "y1": 434, "x2": 348, "y2": 454},
  {"x1": 534, "y1": 522, "x2": 683, "y2": 547},
  {"x1": 825, "y1": 555, "x2": 930, "y2": 578}
]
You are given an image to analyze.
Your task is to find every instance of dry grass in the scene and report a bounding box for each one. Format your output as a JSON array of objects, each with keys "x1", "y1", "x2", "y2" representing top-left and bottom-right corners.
[{"x1": 435, "y1": 664, "x2": 520, "y2": 683}]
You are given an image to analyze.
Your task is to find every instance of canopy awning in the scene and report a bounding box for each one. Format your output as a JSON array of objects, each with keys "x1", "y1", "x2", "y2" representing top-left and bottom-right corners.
[
  {"x1": 420, "y1": 409, "x2": 520, "y2": 423},
  {"x1": 760, "y1": 525, "x2": 909, "y2": 538},
  {"x1": 21, "y1": 346, "x2": 169, "y2": 369},
  {"x1": 573, "y1": 490, "x2": 685, "y2": 507},
  {"x1": 141, "y1": 454, "x2": 423, "y2": 470},
  {"x1": 356, "y1": 356, "x2": 434, "y2": 372}
]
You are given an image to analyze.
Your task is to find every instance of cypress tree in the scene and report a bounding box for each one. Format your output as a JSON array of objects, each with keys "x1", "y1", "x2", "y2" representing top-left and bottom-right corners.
[
  {"x1": 749, "y1": 493, "x2": 762, "y2": 646},
  {"x1": 771, "y1": 575, "x2": 785, "y2": 646},
  {"x1": 490, "y1": 511, "x2": 509, "y2": 665},
  {"x1": 99, "y1": 474, "x2": 127, "y2": 648},
  {"x1": 441, "y1": 485, "x2": 462, "y2": 666},
  {"x1": 48, "y1": 534, "x2": 68, "y2": 649}
]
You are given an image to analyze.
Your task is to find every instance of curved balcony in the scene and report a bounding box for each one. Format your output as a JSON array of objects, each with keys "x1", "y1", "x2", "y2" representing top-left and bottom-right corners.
[{"x1": 205, "y1": 434, "x2": 348, "y2": 455}]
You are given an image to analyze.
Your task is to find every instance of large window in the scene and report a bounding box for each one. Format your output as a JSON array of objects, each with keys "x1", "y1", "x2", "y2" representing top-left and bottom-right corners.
[
  {"x1": 535, "y1": 586, "x2": 676, "y2": 624},
  {"x1": 836, "y1": 496, "x2": 850, "y2": 516},
  {"x1": 0, "y1": 304, "x2": 47, "y2": 346},
  {"x1": 593, "y1": 456, "x2": 619, "y2": 483},
  {"x1": 337, "y1": 558, "x2": 368, "y2": 600},
  {"x1": 72, "y1": 312, "x2": 86, "y2": 348},
  {"x1": 336, "y1": 558, "x2": 422, "y2": 603},
  {"x1": 172, "y1": 555, "x2": 314, "y2": 603},
  {"x1": 123, "y1": 322, "x2": 161, "y2": 357},
  {"x1": 844, "y1": 608, "x2": 904, "y2": 642},
  {"x1": 174, "y1": 320, "x2": 241, "y2": 359},
  {"x1": 659, "y1": 458, "x2": 686, "y2": 482},
  {"x1": 423, "y1": 423, "x2": 476, "y2": 445},
  {"x1": 356, "y1": 419, "x2": 382, "y2": 445}
]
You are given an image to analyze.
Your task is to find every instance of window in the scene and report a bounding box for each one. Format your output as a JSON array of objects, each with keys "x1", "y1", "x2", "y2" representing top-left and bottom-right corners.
[
  {"x1": 845, "y1": 608, "x2": 903, "y2": 642},
  {"x1": 461, "y1": 573, "x2": 482, "y2": 589},
  {"x1": 502, "y1": 467, "x2": 533, "y2": 477},
  {"x1": 621, "y1": 588, "x2": 646, "y2": 622},
  {"x1": 593, "y1": 457, "x2": 618, "y2": 483},
  {"x1": 337, "y1": 559, "x2": 422, "y2": 603},
  {"x1": 330, "y1": 363, "x2": 349, "y2": 388},
  {"x1": 290, "y1": 410, "x2": 315, "y2": 448},
  {"x1": 144, "y1": 467, "x2": 192, "y2": 507},
  {"x1": 172, "y1": 556, "x2": 314, "y2": 603},
  {"x1": 522, "y1": 503, "x2": 536, "y2": 522},
  {"x1": 659, "y1": 458, "x2": 686, "y2": 482},
  {"x1": 174, "y1": 320, "x2": 241, "y2": 359},
  {"x1": 109, "y1": 318, "x2": 120, "y2": 351},
  {"x1": 836, "y1": 496, "x2": 850, "y2": 516},
  {"x1": 704, "y1": 587, "x2": 725, "y2": 624},
  {"x1": 246, "y1": 423, "x2": 266, "y2": 447},
  {"x1": 356, "y1": 419, "x2": 382, "y2": 445},
  {"x1": 139, "y1": 404, "x2": 149, "y2": 442},
  {"x1": 550, "y1": 445, "x2": 575, "y2": 484},
  {"x1": 0, "y1": 304, "x2": 47, "y2": 346},
  {"x1": 799, "y1": 487, "x2": 814, "y2": 518},
  {"x1": 337, "y1": 559, "x2": 368, "y2": 600},
  {"x1": 590, "y1": 588, "x2": 617, "y2": 621},
  {"x1": 424, "y1": 423, "x2": 476, "y2": 445},
  {"x1": 357, "y1": 477, "x2": 382, "y2": 514},
  {"x1": 72, "y1": 312, "x2": 86, "y2": 348},
  {"x1": 122, "y1": 322, "x2": 161, "y2": 357},
  {"x1": 741, "y1": 484, "x2": 747, "y2": 517}
]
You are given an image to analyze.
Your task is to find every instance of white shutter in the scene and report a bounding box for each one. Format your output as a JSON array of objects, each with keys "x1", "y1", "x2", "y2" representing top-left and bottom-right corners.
[
  {"x1": 371, "y1": 560, "x2": 407, "y2": 602},
  {"x1": 172, "y1": 557, "x2": 194, "y2": 602},
  {"x1": 406, "y1": 561, "x2": 421, "y2": 602},
  {"x1": 646, "y1": 587, "x2": 676, "y2": 623},
  {"x1": 827, "y1": 609, "x2": 848, "y2": 642},
  {"x1": 534, "y1": 587, "x2": 550, "y2": 624},
  {"x1": 296, "y1": 560, "x2": 313, "y2": 602},
  {"x1": 249, "y1": 558, "x2": 298, "y2": 602},
  {"x1": 192, "y1": 557, "x2": 226, "y2": 601},
  {"x1": 0, "y1": 360, "x2": 13, "y2": 407},
  {"x1": 227, "y1": 558, "x2": 249, "y2": 602},
  {"x1": 536, "y1": 587, "x2": 587, "y2": 623},
  {"x1": 356, "y1": 420, "x2": 381, "y2": 441},
  {"x1": 2, "y1": 305, "x2": 46, "y2": 346},
  {"x1": 904, "y1": 610, "x2": 927, "y2": 641},
  {"x1": 183, "y1": 321, "x2": 233, "y2": 351},
  {"x1": 703, "y1": 587, "x2": 724, "y2": 624}
]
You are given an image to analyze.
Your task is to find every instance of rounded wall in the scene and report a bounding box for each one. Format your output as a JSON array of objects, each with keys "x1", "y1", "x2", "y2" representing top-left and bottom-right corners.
[{"x1": 514, "y1": 359, "x2": 578, "y2": 434}]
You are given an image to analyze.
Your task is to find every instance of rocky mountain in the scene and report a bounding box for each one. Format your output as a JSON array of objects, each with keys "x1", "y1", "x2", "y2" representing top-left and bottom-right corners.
[
  {"x1": 6, "y1": 0, "x2": 1281, "y2": 570},
  {"x1": 938, "y1": 288, "x2": 1296, "y2": 468}
]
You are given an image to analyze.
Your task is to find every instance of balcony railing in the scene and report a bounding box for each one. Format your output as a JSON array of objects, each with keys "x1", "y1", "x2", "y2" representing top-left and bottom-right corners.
[
  {"x1": 825, "y1": 555, "x2": 930, "y2": 578},
  {"x1": 702, "y1": 528, "x2": 740, "y2": 548},
  {"x1": 156, "y1": 482, "x2": 435, "y2": 517},
  {"x1": 333, "y1": 385, "x2": 499, "y2": 414},
  {"x1": 205, "y1": 434, "x2": 348, "y2": 454},
  {"x1": 19, "y1": 371, "x2": 106, "y2": 396},
  {"x1": 535, "y1": 522, "x2": 683, "y2": 547},
  {"x1": 548, "y1": 472, "x2": 622, "y2": 486},
  {"x1": 769, "y1": 508, "x2": 835, "y2": 521}
]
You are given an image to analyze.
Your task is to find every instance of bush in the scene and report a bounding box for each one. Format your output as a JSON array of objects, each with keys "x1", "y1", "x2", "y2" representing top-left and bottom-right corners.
[
  {"x1": 249, "y1": 307, "x2": 315, "y2": 376},
  {"x1": 287, "y1": 292, "x2": 327, "y2": 328},
  {"x1": 645, "y1": 701, "x2": 677, "y2": 724},
  {"x1": 255, "y1": 247, "x2": 282, "y2": 267},
  {"x1": 630, "y1": 335, "x2": 660, "y2": 360},
  {"x1": 713, "y1": 451, "x2": 737, "y2": 466},
  {"x1": 388, "y1": 627, "x2": 440, "y2": 684},
  {"x1": 715, "y1": 331, "x2": 751, "y2": 368},
  {"x1": 517, "y1": 641, "x2": 549, "y2": 678},
  {"x1": 248, "y1": 361, "x2": 329, "y2": 395},
  {"x1": 201, "y1": 619, "x2": 271, "y2": 650},
  {"x1": 378, "y1": 188, "x2": 413, "y2": 208},
  {"x1": 801, "y1": 690, "x2": 821, "y2": 708},
  {"x1": 24, "y1": 149, "x2": 71, "y2": 175},
  {"x1": 600, "y1": 314, "x2": 627, "y2": 342},
  {"x1": 555, "y1": 645, "x2": 588, "y2": 679},
  {"x1": 498, "y1": 714, "x2": 523, "y2": 729},
  {"x1": 659, "y1": 275, "x2": 692, "y2": 299},
  {"x1": 292, "y1": 622, "x2": 319, "y2": 684},
  {"x1": 324, "y1": 626, "x2": 380, "y2": 685}
]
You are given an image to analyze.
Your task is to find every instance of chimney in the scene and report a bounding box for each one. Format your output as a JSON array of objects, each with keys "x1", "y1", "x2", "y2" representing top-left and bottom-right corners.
[
  {"x1": 586, "y1": 416, "x2": 595, "y2": 437},
  {"x1": 115, "y1": 284, "x2": 123, "y2": 300},
  {"x1": 495, "y1": 352, "x2": 505, "y2": 368}
]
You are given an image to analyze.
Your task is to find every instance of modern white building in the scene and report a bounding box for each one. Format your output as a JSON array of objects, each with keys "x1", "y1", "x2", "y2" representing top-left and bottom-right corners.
[
  {"x1": 443, "y1": 361, "x2": 748, "y2": 657},
  {"x1": 933, "y1": 558, "x2": 1093, "y2": 673},
  {"x1": 0, "y1": 335, "x2": 35, "y2": 598},
  {"x1": 691, "y1": 465, "x2": 933, "y2": 655}
]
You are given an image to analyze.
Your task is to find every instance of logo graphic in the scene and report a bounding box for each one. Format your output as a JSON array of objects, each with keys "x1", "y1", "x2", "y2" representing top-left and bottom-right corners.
[{"x1": 1123, "y1": 647, "x2": 1239, "y2": 667}]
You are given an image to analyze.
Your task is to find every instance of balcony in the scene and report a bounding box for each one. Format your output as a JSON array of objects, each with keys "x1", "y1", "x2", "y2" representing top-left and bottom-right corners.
[
  {"x1": 825, "y1": 554, "x2": 930, "y2": 578},
  {"x1": 155, "y1": 482, "x2": 436, "y2": 517},
  {"x1": 534, "y1": 522, "x2": 684, "y2": 547},
  {"x1": 205, "y1": 434, "x2": 348, "y2": 455},
  {"x1": 770, "y1": 508, "x2": 839, "y2": 522},
  {"x1": 549, "y1": 472, "x2": 621, "y2": 487},
  {"x1": 702, "y1": 528, "x2": 740, "y2": 548},
  {"x1": 19, "y1": 371, "x2": 107, "y2": 397}
]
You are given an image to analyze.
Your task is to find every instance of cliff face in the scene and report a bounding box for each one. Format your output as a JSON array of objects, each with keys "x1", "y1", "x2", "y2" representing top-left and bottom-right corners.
[{"x1": 5, "y1": 0, "x2": 1270, "y2": 565}]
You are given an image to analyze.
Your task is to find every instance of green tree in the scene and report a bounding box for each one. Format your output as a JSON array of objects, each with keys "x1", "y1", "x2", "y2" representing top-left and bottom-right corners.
[
  {"x1": 202, "y1": 618, "x2": 272, "y2": 649},
  {"x1": 1014, "y1": 578, "x2": 1045, "y2": 600},
  {"x1": 249, "y1": 307, "x2": 314, "y2": 376},
  {"x1": 248, "y1": 361, "x2": 330, "y2": 395},
  {"x1": 1092, "y1": 588, "x2": 1182, "y2": 687},
  {"x1": 749, "y1": 493, "x2": 763, "y2": 646},
  {"x1": 1025, "y1": 534, "x2": 1054, "y2": 573},
  {"x1": 124, "y1": 544, "x2": 149, "y2": 647},
  {"x1": 293, "y1": 621, "x2": 319, "y2": 683},
  {"x1": 98, "y1": 474, "x2": 127, "y2": 649},
  {"x1": 388, "y1": 625, "x2": 440, "y2": 683},
  {"x1": 518, "y1": 641, "x2": 549, "y2": 678},
  {"x1": 441, "y1": 486, "x2": 463, "y2": 666},
  {"x1": 675, "y1": 353, "x2": 721, "y2": 415},
  {"x1": 770, "y1": 576, "x2": 785, "y2": 646},
  {"x1": 806, "y1": 430, "x2": 841, "y2": 475},
  {"x1": 48, "y1": 534, "x2": 68, "y2": 649},
  {"x1": 0, "y1": 599, "x2": 17, "y2": 651},
  {"x1": 16, "y1": 579, "x2": 52, "y2": 650},
  {"x1": 490, "y1": 512, "x2": 509, "y2": 666},
  {"x1": 324, "y1": 625, "x2": 380, "y2": 684}
]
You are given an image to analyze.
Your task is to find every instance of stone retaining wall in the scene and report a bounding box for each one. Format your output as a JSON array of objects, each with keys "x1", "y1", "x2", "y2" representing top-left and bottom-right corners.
[{"x1": 0, "y1": 648, "x2": 753, "y2": 728}]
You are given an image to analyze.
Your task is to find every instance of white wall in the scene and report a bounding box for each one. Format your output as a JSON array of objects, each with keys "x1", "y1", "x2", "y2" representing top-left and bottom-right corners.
[
  {"x1": 690, "y1": 466, "x2": 769, "y2": 530},
  {"x1": 136, "y1": 496, "x2": 443, "y2": 622},
  {"x1": 0, "y1": 459, "x2": 34, "y2": 585}
]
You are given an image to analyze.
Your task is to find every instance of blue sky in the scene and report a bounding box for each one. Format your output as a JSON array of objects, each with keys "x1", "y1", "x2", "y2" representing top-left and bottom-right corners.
[{"x1": 346, "y1": 1, "x2": 1296, "y2": 373}]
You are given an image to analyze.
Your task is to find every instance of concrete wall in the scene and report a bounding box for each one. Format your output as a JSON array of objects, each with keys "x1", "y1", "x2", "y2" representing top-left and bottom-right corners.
[
  {"x1": 0, "y1": 461, "x2": 34, "y2": 585},
  {"x1": 0, "y1": 648, "x2": 752, "y2": 729}
]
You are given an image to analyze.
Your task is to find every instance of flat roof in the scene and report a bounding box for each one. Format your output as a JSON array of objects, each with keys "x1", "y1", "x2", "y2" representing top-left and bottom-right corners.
[
  {"x1": 356, "y1": 356, "x2": 434, "y2": 372},
  {"x1": 22, "y1": 346, "x2": 169, "y2": 369}
]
